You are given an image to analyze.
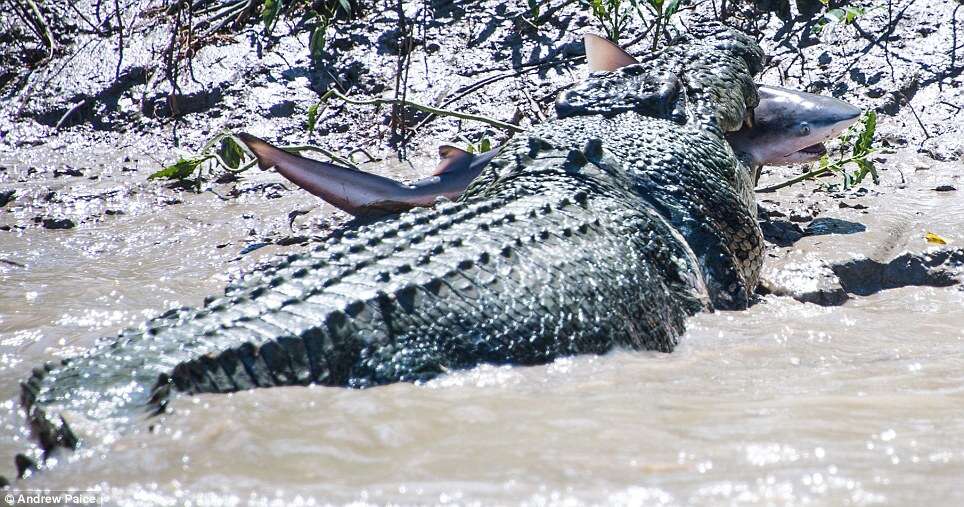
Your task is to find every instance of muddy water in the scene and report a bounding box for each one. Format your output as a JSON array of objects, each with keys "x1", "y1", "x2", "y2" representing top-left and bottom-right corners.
[{"x1": 1, "y1": 148, "x2": 963, "y2": 505}]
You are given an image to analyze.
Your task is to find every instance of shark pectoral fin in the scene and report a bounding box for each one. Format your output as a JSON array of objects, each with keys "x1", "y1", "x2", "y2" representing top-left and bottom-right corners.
[
  {"x1": 434, "y1": 145, "x2": 474, "y2": 176},
  {"x1": 428, "y1": 144, "x2": 501, "y2": 197},
  {"x1": 584, "y1": 33, "x2": 639, "y2": 72}
]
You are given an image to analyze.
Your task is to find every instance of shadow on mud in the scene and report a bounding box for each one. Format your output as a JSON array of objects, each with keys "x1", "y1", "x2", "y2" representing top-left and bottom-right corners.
[{"x1": 832, "y1": 248, "x2": 964, "y2": 296}]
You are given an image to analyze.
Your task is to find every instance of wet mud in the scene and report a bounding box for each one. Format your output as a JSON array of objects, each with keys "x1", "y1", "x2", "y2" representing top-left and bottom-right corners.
[{"x1": 1, "y1": 0, "x2": 963, "y2": 503}]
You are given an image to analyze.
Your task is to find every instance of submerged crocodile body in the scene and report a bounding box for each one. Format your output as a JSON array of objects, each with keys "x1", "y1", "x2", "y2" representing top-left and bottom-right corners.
[{"x1": 17, "y1": 23, "x2": 766, "y2": 473}]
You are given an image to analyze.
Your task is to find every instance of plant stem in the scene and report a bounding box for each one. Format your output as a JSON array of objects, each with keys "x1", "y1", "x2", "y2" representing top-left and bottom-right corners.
[
  {"x1": 652, "y1": 7, "x2": 662, "y2": 50},
  {"x1": 755, "y1": 156, "x2": 862, "y2": 193},
  {"x1": 321, "y1": 89, "x2": 525, "y2": 133},
  {"x1": 23, "y1": 0, "x2": 56, "y2": 56}
]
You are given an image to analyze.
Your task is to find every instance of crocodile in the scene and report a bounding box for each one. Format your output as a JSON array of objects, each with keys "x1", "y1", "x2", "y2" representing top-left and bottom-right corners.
[{"x1": 12, "y1": 22, "x2": 859, "y2": 479}]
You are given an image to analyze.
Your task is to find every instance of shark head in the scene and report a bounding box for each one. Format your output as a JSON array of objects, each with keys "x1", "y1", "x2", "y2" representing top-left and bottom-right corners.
[{"x1": 727, "y1": 85, "x2": 862, "y2": 167}]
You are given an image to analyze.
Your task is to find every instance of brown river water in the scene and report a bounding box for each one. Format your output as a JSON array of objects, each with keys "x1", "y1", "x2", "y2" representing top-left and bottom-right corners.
[{"x1": 0, "y1": 144, "x2": 962, "y2": 505}]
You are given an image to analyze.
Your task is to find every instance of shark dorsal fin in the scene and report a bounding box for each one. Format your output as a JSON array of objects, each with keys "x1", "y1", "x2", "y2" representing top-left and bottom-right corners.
[
  {"x1": 584, "y1": 34, "x2": 639, "y2": 72},
  {"x1": 434, "y1": 145, "x2": 473, "y2": 176}
]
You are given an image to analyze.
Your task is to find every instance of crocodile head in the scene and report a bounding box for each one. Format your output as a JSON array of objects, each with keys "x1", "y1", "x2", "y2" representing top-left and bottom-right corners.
[{"x1": 584, "y1": 34, "x2": 862, "y2": 167}]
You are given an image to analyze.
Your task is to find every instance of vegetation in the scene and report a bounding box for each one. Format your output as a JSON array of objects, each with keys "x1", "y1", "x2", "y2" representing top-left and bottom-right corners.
[
  {"x1": 582, "y1": 0, "x2": 682, "y2": 48},
  {"x1": 149, "y1": 130, "x2": 359, "y2": 187},
  {"x1": 149, "y1": 132, "x2": 254, "y2": 189},
  {"x1": 812, "y1": 0, "x2": 871, "y2": 35},
  {"x1": 637, "y1": 0, "x2": 682, "y2": 50},
  {"x1": 583, "y1": 0, "x2": 634, "y2": 42},
  {"x1": 813, "y1": 6, "x2": 868, "y2": 34},
  {"x1": 465, "y1": 138, "x2": 493, "y2": 154}
]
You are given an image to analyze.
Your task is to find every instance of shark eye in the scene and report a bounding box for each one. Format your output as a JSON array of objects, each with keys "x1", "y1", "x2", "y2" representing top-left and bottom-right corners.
[{"x1": 799, "y1": 123, "x2": 811, "y2": 136}]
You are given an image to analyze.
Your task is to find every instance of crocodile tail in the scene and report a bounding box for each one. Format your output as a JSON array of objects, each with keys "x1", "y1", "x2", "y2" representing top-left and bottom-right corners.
[{"x1": 145, "y1": 310, "x2": 360, "y2": 416}]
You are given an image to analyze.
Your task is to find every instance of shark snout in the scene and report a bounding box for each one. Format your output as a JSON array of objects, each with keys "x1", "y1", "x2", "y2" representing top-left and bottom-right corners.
[{"x1": 811, "y1": 93, "x2": 861, "y2": 135}]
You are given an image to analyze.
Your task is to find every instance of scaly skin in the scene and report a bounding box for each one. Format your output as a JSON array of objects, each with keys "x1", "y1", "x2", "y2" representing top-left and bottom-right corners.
[{"x1": 15, "y1": 22, "x2": 764, "y2": 474}]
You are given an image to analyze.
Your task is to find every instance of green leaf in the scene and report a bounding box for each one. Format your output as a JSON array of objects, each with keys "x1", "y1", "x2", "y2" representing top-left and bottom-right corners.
[
  {"x1": 528, "y1": 0, "x2": 541, "y2": 18},
  {"x1": 852, "y1": 158, "x2": 868, "y2": 182},
  {"x1": 217, "y1": 137, "x2": 246, "y2": 170},
  {"x1": 827, "y1": 8, "x2": 846, "y2": 22},
  {"x1": 309, "y1": 25, "x2": 327, "y2": 58},
  {"x1": 149, "y1": 156, "x2": 207, "y2": 181},
  {"x1": 337, "y1": 0, "x2": 351, "y2": 14},
  {"x1": 854, "y1": 158, "x2": 879, "y2": 185},
  {"x1": 307, "y1": 102, "x2": 320, "y2": 133},
  {"x1": 663, "y1": 0, "x2": 681, "y2": 19},
  {"x1": 262, "y1": 0, "x2": 282, "y2": 35},
  {"x1": 480, "y1": 138, "x2": 491, "y2": 152},
  {"x1": 843, "y1": 6, "x2": 865, "y2": 23},
  {"x1": 855, "y1": 110, "x2": 876, "y2": 155}
]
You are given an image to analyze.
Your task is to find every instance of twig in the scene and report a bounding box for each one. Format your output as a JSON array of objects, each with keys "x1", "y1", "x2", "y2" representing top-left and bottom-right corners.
[
  {"x1": 114, "y1": 0, "x2": 124, "y2": 79},
  {"x1": 195, "y1": 0, "x2": 245, "y2": 16},
  {"x1": 951, "y1": 2, "x2": 961, "y2": 81},
  {"x1": 321, "y1": 89, "x2": 525, "y2": 133},
  {"x1": 279, "y1": 145, "x2": 362, "y2": 171},
  {"x1": 830, "y1": 0, "x2": 915, "y2": 84},
  {"x1": 403, "y1": 27, "x2": 652, "y2": 141},
  {"x1": 347, "y1": 147, "x2": 379, "y2": 163},
  {"x1": 55, "y1": 99, "x2": 88, "y2": 129},
  {"x1": 756, "y1": 165, "x2": 834, "y2": 193},
  {"x1": 67, "y1": 2, "x2": 107, "y2": 34},
  {"x1": 905, "y1": 100, "x2": 931, "y2": 141}
]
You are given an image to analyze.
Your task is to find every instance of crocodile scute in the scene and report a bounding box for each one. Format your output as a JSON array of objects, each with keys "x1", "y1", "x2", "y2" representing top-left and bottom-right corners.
[{"x1": 16, "y1": 22, "x2": 765, "y2": 471}]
